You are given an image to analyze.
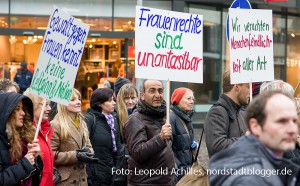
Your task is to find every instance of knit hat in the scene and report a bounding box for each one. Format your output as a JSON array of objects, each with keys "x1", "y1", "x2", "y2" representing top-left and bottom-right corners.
[
  {"x1": 171, "y1": 88, "x2": 188, "y2": 105},
  {"x1": 114, "y1": 77, "x2": 130, "y2": 96}
]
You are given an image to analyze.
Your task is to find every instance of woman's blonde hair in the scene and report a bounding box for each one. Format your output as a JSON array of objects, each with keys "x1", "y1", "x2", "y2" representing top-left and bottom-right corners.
[
  {"x1": 117, "y1": 84, "x2": 138, "y2": 134},
  {"x1": 260, "y1": 80, "x2": 295, "y2": 97},
  {"x1": 53, "y1": 88, "x2": 89, "y2": 143},
  {"x1": 6, "y1": 102, "x2": 35, "y2": 162},
  {"x1": 23, "y1": 88, "x2": 44, "y2": 110}
]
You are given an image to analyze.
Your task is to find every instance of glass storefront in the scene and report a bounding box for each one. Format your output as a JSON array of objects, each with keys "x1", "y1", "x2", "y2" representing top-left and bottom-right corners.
[
  {"x1": 287, "y1": 15, "x2": 300, "y2": 97},
  {"x1": 1, "y1": 0, "x2": 300, "y2": 120}
]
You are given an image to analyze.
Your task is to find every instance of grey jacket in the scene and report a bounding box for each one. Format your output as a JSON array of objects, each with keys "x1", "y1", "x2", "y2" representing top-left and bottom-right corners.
[
  {"x1": 209, "y1": 135, "x2": 300, "y2": 186},
  {"x1": 204, "y1": 94, "x2": 247, "y2": 157}
]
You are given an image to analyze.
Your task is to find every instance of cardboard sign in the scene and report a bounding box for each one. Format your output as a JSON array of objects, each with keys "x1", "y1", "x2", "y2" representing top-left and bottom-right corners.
[
  {"x1": 30, "y1": 6, "x2": 90, "y2": 105},
  {"x1": 229, "y1": 8, "x2": 274, "y2": 84},
  {"x1": 135, "y1": 6, "x2": 203, "y2": 83}
]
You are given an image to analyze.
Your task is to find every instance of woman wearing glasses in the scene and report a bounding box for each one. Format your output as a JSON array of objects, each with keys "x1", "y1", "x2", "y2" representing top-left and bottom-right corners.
[
  {"x1": 169, "y1": 87, "x2": 197, "y2": 183},
  {"x1": 24, "y1": 89, "x2": 54, "y2": 186}
]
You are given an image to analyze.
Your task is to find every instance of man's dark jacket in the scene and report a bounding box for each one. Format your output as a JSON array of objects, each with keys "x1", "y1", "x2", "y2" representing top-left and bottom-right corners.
[
  {"x1": 209, "y1": 135, "x2": 300, "y2": 186},
  {"x1": 124, "y1": 99, "x2": 175, "y2": 186},
  {"x1": 204, "y1": 94, "x2": 248, "y2": 157},
  {"x1": 0, "y1": 92, "x2": 43, "y2": 186}
]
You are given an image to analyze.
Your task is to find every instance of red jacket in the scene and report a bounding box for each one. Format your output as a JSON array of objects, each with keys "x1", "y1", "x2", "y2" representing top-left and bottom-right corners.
[{"x1": 34, "y1": 120, "x2": 54, "y2": 186}]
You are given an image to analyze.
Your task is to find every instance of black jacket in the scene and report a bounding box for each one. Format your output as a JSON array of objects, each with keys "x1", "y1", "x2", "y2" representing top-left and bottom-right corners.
[
  {"x1": 0, "y1": 92, "x2": 43, "y2": 186},
  {"x1": 170, "y1": 105, "x2": 195, "y2": 180},
  {"x1": 209, "y1": 135, "x2": 300, "y2": 186},
  {"x1": 284, "y1": 143, "x2": 300, "y2": 165},
  {"x1": 84, "y1": 108, "x2": 122, "y2": 185}
]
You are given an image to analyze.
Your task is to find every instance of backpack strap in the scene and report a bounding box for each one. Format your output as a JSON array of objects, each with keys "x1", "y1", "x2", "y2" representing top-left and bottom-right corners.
[
  {"x1": 194, "y1": 128, "x2": 204, "y2": 162},
  {"x1": 87, "y1": 113, "x2": 97, "y2": 139},
  {"x1": 171, "y1": 110, "x2": 190, "y2": 137},
  {"x1": 212, "y1": 103, "x2": 234, "y2": 138}
]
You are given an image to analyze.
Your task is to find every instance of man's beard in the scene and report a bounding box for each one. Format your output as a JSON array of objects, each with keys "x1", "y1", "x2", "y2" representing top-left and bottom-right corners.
[{"x1": 237, "y1": 93, "x2": 249, "y2": 106}]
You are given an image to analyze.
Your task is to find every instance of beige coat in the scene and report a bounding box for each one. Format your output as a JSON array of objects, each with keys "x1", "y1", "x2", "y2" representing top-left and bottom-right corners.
[{"x1": 51, "y1": 120, "x2": 93, "y2": 186}]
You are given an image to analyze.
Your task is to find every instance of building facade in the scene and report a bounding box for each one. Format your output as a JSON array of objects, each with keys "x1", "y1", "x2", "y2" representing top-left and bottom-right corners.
[{"x1": 0, "y1": 0, "x2": 299, "y2": 124}]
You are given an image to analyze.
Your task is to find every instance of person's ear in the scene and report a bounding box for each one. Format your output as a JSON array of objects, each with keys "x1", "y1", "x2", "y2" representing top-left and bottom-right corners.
[
  {"x1": 234, "y1": 84, "x2": 239, "y2": 91},
  {"x1": 249, "y1": 118, "x2": 262, "y2": 137},
  {"x1": 140, "y1": 92, "x2": 145, "y2": 101}
]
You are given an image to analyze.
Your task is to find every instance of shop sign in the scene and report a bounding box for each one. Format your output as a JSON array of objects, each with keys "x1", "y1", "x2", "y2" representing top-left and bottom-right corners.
[
  {"x1": 30, "y1": 6, "x2": 90, "y2": 105},
  {"x1": 229, "y1": 8, "x2": 274, "y2": 83},
  {"x1": 135, "y1": 6, "x2": 203, "y2": 83}
]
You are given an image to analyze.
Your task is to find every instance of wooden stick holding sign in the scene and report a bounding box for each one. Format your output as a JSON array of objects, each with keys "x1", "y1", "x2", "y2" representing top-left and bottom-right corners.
[
  {"x1": 166, "y1": 80, "x2": 170, "y2": 123},
  {"x1": 249, "y1": 83, "x2": 252, "y2": 102},
  {"x1": 294, "y1": 81, "x2": 300, "y2": 97},
  {"x1": 34, "y1": 98, "x2": 47, "y2": 140}
]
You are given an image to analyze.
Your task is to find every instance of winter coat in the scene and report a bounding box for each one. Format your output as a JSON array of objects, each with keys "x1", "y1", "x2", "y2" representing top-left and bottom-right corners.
[
  {"x1": 84, "y1": 108, "x2": 122, "y2": 186},
  {"x1": 123, "y1": 99, "x2": 175, "y2": 186},
  {"x1": 34, "y1": 120, "x2": 54, "y2": 186},
  {"x1": 0, "y1": 92, "x2": 43, "y2": 186},
  {"x1": 204, "y1": 94, "x2": 248, "y2": 157},
  {"x1": 170, "y1": 105, "x2": 195, "y2": 181},
  {"x1": 51, "y1": 118, "x2": 93, "y2": 186},
  {"x1": 14, "y1": 69, "x2": 33, "y2": 93},
  {"x1": 209, "y1": 135, "x2": 300, "y2": 186},
  {"x1": 284, "y1": 143, "x2": 300, "y2": 165}
]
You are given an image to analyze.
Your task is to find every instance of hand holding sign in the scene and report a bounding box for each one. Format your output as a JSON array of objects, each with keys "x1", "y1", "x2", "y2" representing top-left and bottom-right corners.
[{"x1": 160, "y1": 123, "x2": 172, "y2": 140}]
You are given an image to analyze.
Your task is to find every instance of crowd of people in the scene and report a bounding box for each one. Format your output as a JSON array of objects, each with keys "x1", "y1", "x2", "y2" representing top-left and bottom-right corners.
[{"x1": 0, "y1": 61, "x2": 300, "y2": 185}]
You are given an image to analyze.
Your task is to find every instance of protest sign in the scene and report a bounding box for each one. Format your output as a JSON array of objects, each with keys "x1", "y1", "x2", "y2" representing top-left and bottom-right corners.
[
  {"x1": 135, "y1": 6, "x2": 203, "y2": 83},
  {"x1": 31, "y1": 6, "x2": 90, "y2": 105},
  {"x1": 229, "y1": 8, "x2": 274, "y2": 84}
]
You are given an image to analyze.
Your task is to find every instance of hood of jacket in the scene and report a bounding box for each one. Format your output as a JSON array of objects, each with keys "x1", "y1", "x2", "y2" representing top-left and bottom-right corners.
[
  {"x1": 0, "y1": 92, "x2": 33, "y2": 137},
  {"x1": 136, "y1": 99, "x2": 166, "y2": 118}
]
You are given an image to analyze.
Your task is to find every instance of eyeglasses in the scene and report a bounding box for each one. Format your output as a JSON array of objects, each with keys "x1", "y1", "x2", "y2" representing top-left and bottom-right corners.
[
  {"x1": 37, "y1": 102, "x2": 51, "y2": 107},
  {"x1": 147, "y1": 88, "x2": 164, "y2": 94}
]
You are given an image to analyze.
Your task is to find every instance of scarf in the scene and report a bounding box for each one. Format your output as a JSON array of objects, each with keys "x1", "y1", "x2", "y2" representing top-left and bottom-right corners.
[{"x1": 103, "y1": 113, "x2": 117, "y2": 152}]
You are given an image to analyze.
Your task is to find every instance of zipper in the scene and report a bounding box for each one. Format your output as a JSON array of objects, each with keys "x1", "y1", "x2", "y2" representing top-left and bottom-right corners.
[{"x1": 20, "y1": 168, "x2": 36, "y2": 184}]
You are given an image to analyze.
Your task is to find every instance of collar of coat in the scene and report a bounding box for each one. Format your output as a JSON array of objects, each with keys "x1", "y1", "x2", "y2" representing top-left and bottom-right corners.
[{"x1": 136, "y1": 99, "x2": 166, "y2": 118}]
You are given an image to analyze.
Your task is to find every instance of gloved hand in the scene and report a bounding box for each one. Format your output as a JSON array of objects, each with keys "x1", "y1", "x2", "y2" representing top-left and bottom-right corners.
[
  {"x1": 77, "y1": 147, "x2": 91, "y2": 153},
  {"x1": 76, "y1": 148, "x2": 99, "y2": 163}
]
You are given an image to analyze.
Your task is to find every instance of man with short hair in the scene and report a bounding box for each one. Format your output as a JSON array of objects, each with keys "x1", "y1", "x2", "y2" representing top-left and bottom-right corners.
[
  {"x1": 123, "y1": 79, "x2": 175, "y2": 185},
  {"x1": 0, "y1": 78, "x2": 19, "y2": 92},
  {"x1": 204, "y1": 70, "x2": 249, "y2": 157},
  {"x1": 14, "y1": 61, "x2": 33, "y2": 93},
  {"x1": 209, "y1": 90, "x2": 300, "y2": 185}
]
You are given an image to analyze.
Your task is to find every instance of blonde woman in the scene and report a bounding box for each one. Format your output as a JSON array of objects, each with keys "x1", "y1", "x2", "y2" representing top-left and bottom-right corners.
[
  {"x1": 0, "y1": 92, "x2": 42, "y2": 185},
  {"x1": 51, "y1": 88, "x2": 98, "y2": 186},
  {"x1": 23, "y1": 88, "x2": 54, "y2": 186},
  {"x1": 116, "y1": 83, "x2": 138, "y2": 135}
]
